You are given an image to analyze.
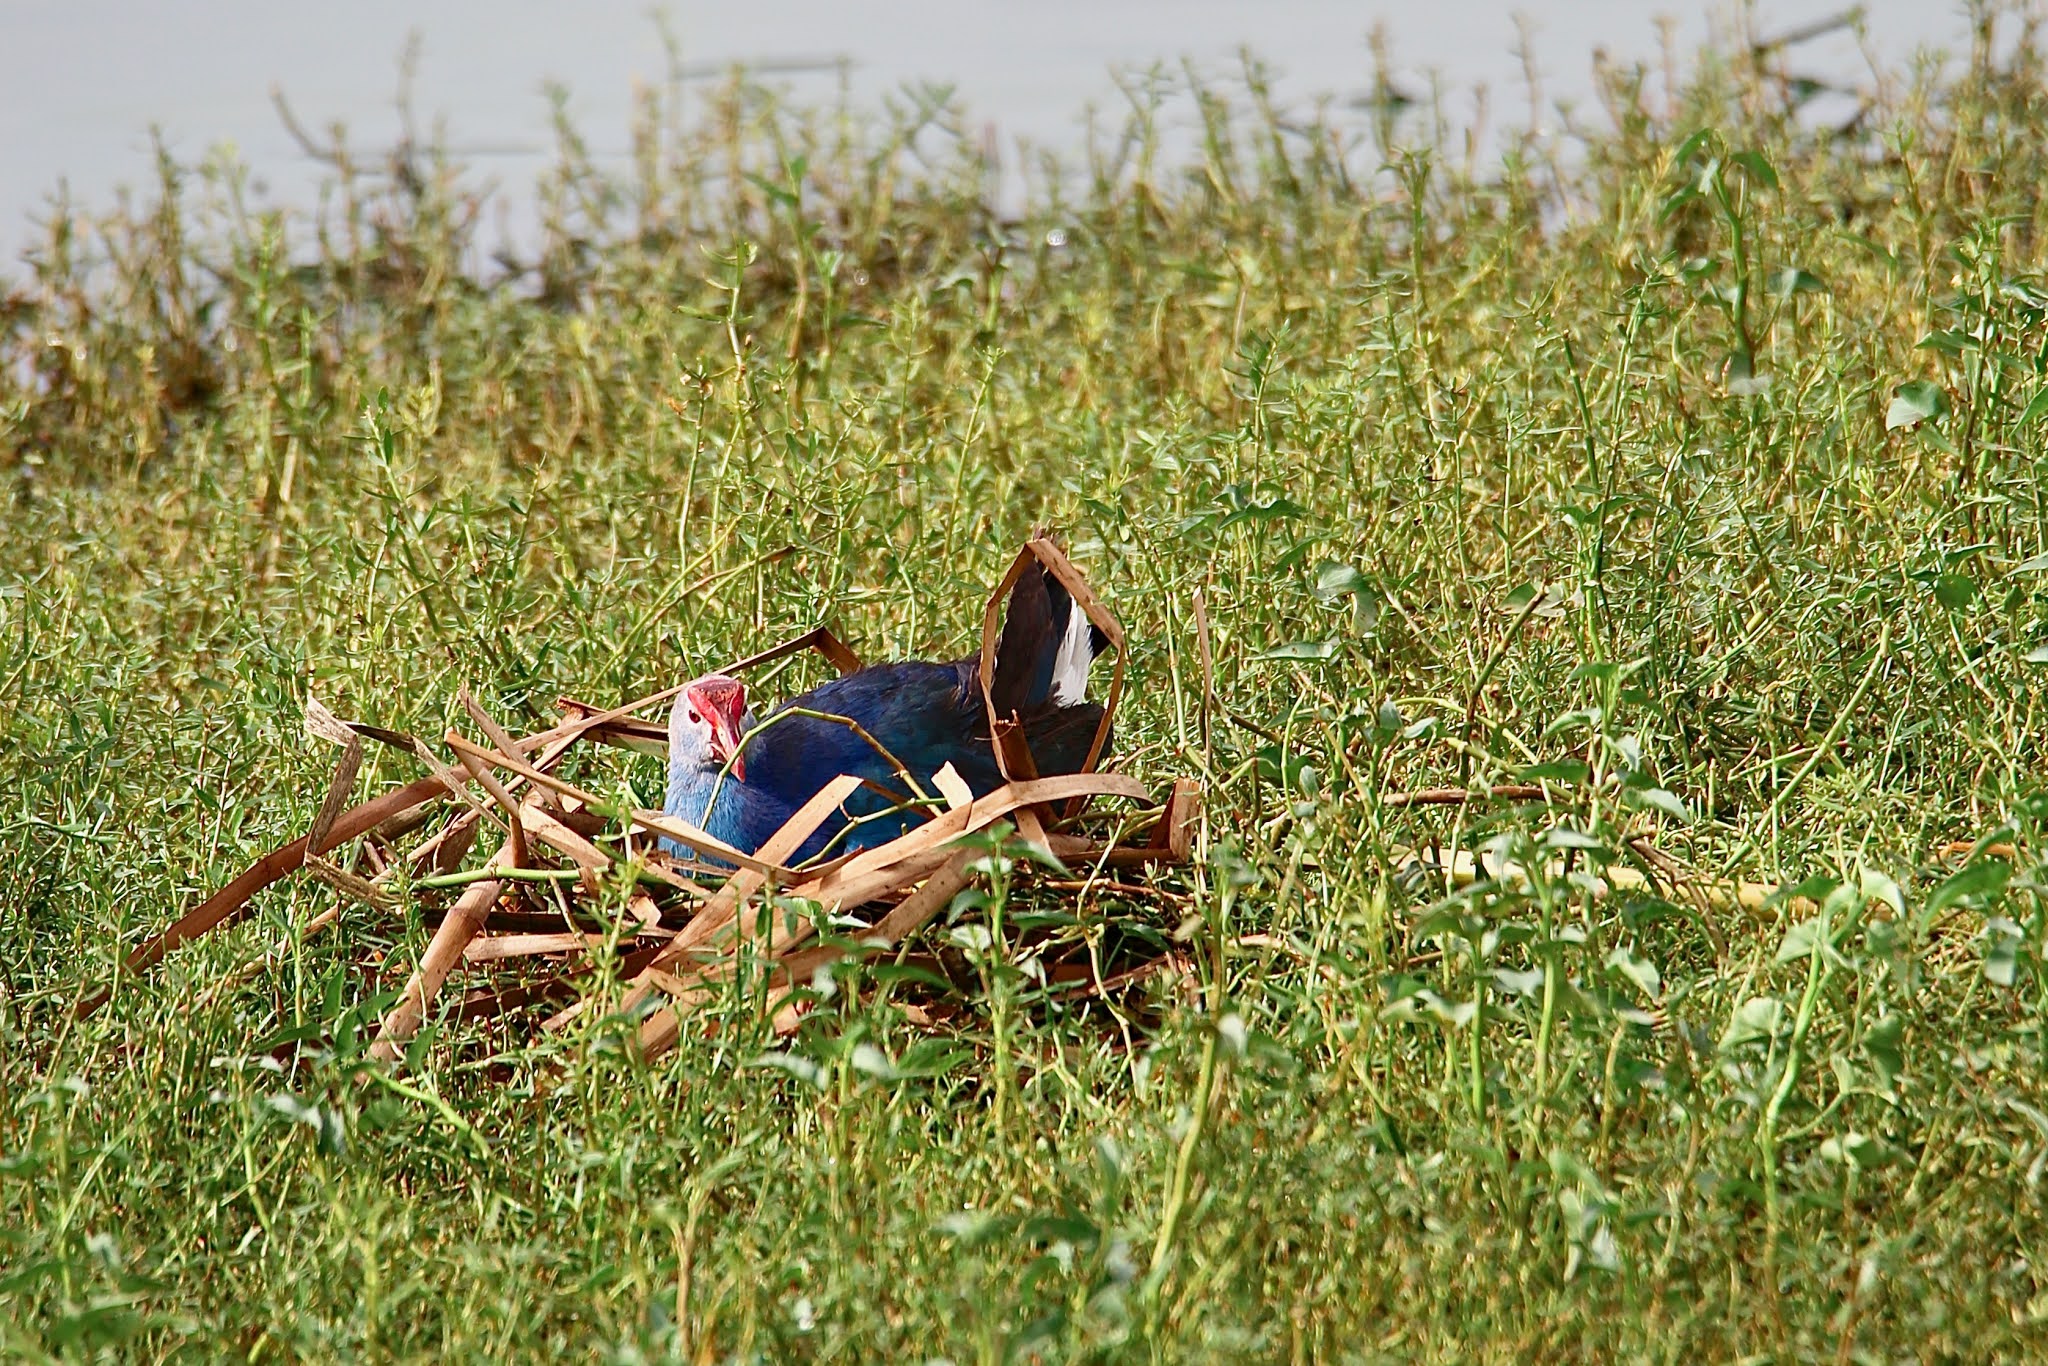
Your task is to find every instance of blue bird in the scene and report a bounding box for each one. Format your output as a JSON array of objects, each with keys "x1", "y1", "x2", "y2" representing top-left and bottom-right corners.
[{"x1": 663, "y1": 561, "x2": 1110, "y2": 863}]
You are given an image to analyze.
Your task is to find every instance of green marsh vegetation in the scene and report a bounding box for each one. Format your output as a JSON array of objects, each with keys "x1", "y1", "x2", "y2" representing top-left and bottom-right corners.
[{"x1": 7, "y1": 10, "x2": 2048, "y2": 1360}]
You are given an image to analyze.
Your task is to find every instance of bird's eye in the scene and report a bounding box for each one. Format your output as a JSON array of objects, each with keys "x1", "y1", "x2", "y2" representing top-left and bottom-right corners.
[{"x1": 686, "y1": 707, "x2": 701, "y2": 724}]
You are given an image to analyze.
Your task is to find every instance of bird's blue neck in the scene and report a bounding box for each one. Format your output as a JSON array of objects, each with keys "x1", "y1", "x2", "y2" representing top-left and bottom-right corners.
[{"x1": 663, "y1": 759, "x2": 798, "y2": 863}]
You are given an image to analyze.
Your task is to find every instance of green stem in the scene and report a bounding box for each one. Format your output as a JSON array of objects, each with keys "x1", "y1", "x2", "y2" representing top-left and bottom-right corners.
[
  {"x1": 987, "y1": 870, "x2": 1014, "y2": 1137},
  {"x1": 1151, "y1": 1023, "x2": 1220, "y2": 1273},
  {"x1": 1468, "y1": 969, "x2": 1485, "y2": 1116},
  {"x1": 417, "y1": 866, "x2": 580, "y2": 889},
  {"x1": 1759, "y1": 920, "x2": 1832, "y2": 1284}
]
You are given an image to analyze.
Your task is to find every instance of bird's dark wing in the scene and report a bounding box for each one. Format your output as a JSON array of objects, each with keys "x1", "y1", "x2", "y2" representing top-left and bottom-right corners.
[
  {"x1": 990, "y1": 560, "x2": 1056, "y2": 714},
  {"x1": 732, "y1": 558, "x2": 1113, "y2": 849}
]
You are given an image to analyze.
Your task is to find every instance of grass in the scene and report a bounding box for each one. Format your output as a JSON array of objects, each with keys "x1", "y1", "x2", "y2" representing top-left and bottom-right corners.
[{"x1": 7, "y1": 9, "x2": 2048, "y2": 1360}]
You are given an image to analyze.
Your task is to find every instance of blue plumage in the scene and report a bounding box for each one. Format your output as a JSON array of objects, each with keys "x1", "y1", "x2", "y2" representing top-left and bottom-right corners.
[{"x1": 661, "y1": 561, "x2": 1110, "y2": 863}]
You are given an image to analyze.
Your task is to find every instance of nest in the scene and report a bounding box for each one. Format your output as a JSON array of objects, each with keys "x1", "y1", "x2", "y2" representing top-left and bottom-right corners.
[{"x1": 78, "y1": 537, "x2": 1201, "y2": 1063}]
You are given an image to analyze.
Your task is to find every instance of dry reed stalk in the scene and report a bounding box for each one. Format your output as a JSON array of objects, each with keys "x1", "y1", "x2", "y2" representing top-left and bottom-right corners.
[
  {"x1": 301, "y1": 860, "x2": 397, "y2": 912},
  {"x1": 400, "y1": 721, "x2": 607, "y2": 873},
  {"x1": 720, "y1": 622, "x2": 864, "y2": 677},
  {"x1": 370, "y1": 827, "x2": 521, "y2": 1062},
  {"x1": 931, "y1": 763, "x2": 973, "y2": 811},
  {"x1": 457, "y1": 753, "x2": 530, "y2": 868},
  {"x1": 1147, "y1": 778, "x2": 1202, "y2": 859},
  {"x1": 303, "y1": 697, "x2": 365, "y2": 850},
  {"x1": 518, "y1": 804, "x2": 611, "y2": 875},
  {"x1": 440, "y1": 730, "x2": 793, "y2": 878},
  {"x1": 649, "y1": 776, "x2": 1150, "y2": 1050},
  {"x1": 464, "y1": 932, "x2": 618, "y2": 964}
]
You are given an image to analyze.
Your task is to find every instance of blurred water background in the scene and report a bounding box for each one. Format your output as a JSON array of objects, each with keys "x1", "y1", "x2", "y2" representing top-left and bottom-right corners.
[{"x1": 0, "y1": 1, "x2": 1992, "y2": 257}]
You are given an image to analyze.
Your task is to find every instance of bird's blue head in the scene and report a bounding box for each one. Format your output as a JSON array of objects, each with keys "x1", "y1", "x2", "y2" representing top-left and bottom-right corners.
[{"x1": 668, "y1": 673, "x2": 752, "y2": 781}]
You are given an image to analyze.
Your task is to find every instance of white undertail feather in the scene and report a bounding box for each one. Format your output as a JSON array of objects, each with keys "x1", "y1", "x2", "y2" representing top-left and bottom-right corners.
[{"x1": 1049, "y1": 597, "x2": 1097, "y2": 705}]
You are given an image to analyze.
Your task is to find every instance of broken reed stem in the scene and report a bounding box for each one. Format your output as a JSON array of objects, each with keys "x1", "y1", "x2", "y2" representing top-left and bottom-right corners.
[
  {"x1": 101, "y1": 675, "x2": 771, "y2": 1017},
  {"x1": 459, "y1": 689, "x2": 538, "y2": 867},
  {"x1": 74, "y1": 771, "x2": 454, "y2": 1019},
  {"x1": 370, "y1": 830, "x2": 518, "y2": 1063},
  {"x1": 440, "y1": 729, "x2": 792, "y2": 877}
]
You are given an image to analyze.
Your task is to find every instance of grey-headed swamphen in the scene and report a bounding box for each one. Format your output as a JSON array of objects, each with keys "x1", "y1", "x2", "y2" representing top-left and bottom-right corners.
[{"x1": 663, "y1": 560, "x2": 1110, "y2": 862}]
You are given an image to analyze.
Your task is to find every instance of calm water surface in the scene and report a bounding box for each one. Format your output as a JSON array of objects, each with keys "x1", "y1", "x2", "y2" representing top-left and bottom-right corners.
[{"x1": 0, "y1": 1, "x2": 1990, "y2": 257}]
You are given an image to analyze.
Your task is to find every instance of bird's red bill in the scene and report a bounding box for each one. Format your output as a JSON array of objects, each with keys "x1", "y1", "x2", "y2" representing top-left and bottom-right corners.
[{"x1": 689, "y1": 677, "x2": 748, "y2": 781}]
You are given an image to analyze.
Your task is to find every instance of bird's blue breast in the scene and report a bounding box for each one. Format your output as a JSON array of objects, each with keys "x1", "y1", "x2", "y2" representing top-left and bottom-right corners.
[{"x1": 663, "y1": 761, "x2": 806, "y2": 864}]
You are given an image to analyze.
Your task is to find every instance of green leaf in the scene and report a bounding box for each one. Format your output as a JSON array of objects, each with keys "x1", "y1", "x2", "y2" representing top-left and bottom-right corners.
[
  {"x1": 948, "y1": 924, "x2": 994, "y2": 953},
  {"x1": 1216, "y1": 1012, "x2": 1249, "y2": 1058},
  {"x1": 1886, "y1": 380, "x2": 1949, "y2": 431},
  {"x1": 1217, "y1": 494, "x2": 1309, "y2": 529},
  {"x1": 1858, "y1": 867, "x2": 1905, "y2": 918},
  {"x1": 1728, "y1": 149, "x2": 1779, "y2": 188},
  {"x1": 1775, "y1": 915, "x2": 1831, "y2": 963},
  {"x1": 852, "y1": 1041, "x2": 967, "y2": 1083},
  {"x1": 1493, "y1": 966, "x2": 1545, "y2": 996},
  {"x1": 2011, "y1": 551, "x2": 2048, "y2": 574},
  {"x1": 1768, "y1": 873, "x2": 1840, "y2": 909},
  {"x1": 264, "y1": 1093, "x2": 347, "y2": 1156},
  {"x1": 1384, "y1": 987, "x2": 1478, "y2": 1029},
  {"x1": 1983, "y1": 917, "x2": 2024, "y2": 988},
  {"x1": 1915, "y1": 329, "x2": 1974, "y2": 354},
  {"x1": 1926, "y1": 859, "x2": 2010, "y2": 917},
  {"x1": 1720, "y1": 996, "x2": 1785, "y2": 1051},
  {"x1": 746, "y1": 1051, "x2": 827, "y2": 1090},
  {"x1": 1670, "y1": 127, "x2": 1715, "y2": 169},
  {"x1": 1259, "y1": 639, "x2": 1339, "y2": 661},
  {"x1": 1626, "y1": 786, "x2": 1693, "y2": 823},
  {"x1": 848, "y1": 1043, "x2": 902, "y2": 1081},
  {"x1": 2020, "y1": 384, "x2": 2048, "y2": 426},
  {"x1": 1605, "y1": 945, "x2": 1662, "y2": 1000},
  {"x1": 1505, "y1": 581, "x2": 1572, "y2": 617},
  {"x1": 1931, "y1": 573, "x2": 1977, "y2": 610},
  {"x1": 935, "y1": 1209, "x2": 1015, "y2": 1246},
  {"x1": 1543, "y1": 825, "x2": 1607, "y2": 853},
  {"x1": 1862, "y1": 1014, "x2": 1904, "y2": 1084},
  {"x1": 1770, "y1": 267, "x2": 1826, "y2": 298},
  {"x1": 1313, "y1": 561, "x2": 1381, "y2": 633},
  {"x1": 1819, "y1": 1131, "x2": 1899, "y2": 1169},
  {"x1": 743, "y1": 172, "x2": 800, "y2": 208},
  {"x1": 1313, "y1": 560, "x2": 1368, "y2": 602},
  {"x1": 1657, "y1": 184, "x2": 1699, "y2": 223}
]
